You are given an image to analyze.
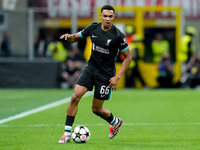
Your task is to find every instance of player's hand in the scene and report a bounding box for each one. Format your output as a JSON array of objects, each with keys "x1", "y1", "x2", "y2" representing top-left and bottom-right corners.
[
  {"x1": 109, "y1": 76, "x2": 120, "y2": 90},
  {"x1": 59, "y1": 34, "x2": 72, "y2": 41}
]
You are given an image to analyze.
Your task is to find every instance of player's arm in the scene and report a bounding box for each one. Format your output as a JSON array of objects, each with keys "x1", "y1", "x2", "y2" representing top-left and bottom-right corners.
[
  {"x1": 59, "y1": 33, "x2": 81, "y2": 43},
  {"x1": 109, "y1": 48, "x2": 132, "y2": 89},
  {"x1": 61, "y1": 23, "x2": 93, "y2": 43}
]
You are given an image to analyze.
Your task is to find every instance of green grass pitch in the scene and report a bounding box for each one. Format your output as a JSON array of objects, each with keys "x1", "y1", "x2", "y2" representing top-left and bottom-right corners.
[{"x1": 0, "y1": 89, "x2": 200, "y2": 150}]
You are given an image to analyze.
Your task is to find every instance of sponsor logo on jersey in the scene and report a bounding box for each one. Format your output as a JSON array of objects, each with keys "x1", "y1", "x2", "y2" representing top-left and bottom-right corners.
[{"x1": 92, "y1": 43, "x2": 109, "y2": 54}]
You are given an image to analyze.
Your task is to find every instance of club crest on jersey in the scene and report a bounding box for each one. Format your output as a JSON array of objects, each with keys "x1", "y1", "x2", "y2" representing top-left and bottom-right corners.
[{"x1": 106, "y1": 39, "x2": 112, "y2": 46}]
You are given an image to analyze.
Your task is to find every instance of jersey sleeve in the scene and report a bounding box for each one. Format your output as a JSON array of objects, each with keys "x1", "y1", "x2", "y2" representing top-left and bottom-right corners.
[
  {"x1": 118, "y1": 32, "x2": 129, "y2": 52},
  {"x1": 79, "y1": 23, "x2": 96, "y2": 39}
]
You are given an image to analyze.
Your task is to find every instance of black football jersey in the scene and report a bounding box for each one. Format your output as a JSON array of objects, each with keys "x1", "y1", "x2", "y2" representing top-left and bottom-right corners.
[{"x1": 79, "y1": 22, "x2": 129, "y2": 81}]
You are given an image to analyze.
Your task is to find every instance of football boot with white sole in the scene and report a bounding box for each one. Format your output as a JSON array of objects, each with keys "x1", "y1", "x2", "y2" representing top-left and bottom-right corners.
[
  {"x1": 58, "y1": 134, "x2": 71, "y2": 143},
  {"x1": 109, "y1": 118, "x2": 123, "y2": 139}
]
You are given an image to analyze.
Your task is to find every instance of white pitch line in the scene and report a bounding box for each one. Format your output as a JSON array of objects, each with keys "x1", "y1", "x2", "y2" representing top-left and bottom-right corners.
[
  {"x1": 0, "y1": 91, "x2": 93, "y2": 125},
  {"x1": 1, "y1": 122, "x2": 200, "y2": 127}
]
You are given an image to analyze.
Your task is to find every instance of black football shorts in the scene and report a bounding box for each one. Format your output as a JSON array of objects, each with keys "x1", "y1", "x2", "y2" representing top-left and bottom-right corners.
[{"x1": 76, "y1": 66, "x2": 112, "y2": 100}]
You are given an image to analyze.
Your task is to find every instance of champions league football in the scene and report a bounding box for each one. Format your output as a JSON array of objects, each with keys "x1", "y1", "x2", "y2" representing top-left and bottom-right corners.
[{"x1": 72, "y1": 125, "x2": 91, "y2": 143}]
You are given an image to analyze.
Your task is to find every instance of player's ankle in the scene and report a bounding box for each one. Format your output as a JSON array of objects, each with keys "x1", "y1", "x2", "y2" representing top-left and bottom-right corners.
[{"x1": 111, "y1": 118, "x2": 119, "y2": 126}]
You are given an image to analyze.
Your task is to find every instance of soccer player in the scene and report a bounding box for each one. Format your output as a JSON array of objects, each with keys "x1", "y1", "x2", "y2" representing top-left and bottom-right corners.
[{"x1": 58, "y1": 5, "x2": 132, "y2": 143}]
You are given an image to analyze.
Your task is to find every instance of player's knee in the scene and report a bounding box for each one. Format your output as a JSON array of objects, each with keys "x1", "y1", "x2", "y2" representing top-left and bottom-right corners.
[
  {"x1": 92, "y1": 105, "x2": 100, "y2": 115},
  {"x1": 71, "y1": 93, "x2": 81, "y2": 104}
]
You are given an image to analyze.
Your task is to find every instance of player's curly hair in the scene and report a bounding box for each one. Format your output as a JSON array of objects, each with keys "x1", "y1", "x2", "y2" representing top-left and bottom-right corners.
[{"x1": 101, "y1": 5, "x2": 115, "y2": 14}]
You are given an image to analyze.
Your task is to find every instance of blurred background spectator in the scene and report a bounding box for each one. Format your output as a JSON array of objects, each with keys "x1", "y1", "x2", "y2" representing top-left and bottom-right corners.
[
  {"x1": 125, "y1": 25, "x2": 147, "y2": 88},
  {"x1": 46, "y1": 40, "x2": 69, "y2": 63},
  {"x1": 157, "y1": 52, "x2": 174, "y2": 88},
  {"x1": 178, "y1": 26, "x2": 197, "y2": 87},
  {"x1": 36, "y1": 34, "x2": 54, "y2": 57},
  {"x1": 61, "y1": 48, "x2": 82, "y2": 88},
  {"x1": 151, "y1": 33, "x2": 170, "y2": 63},
  {"x1": 186, "y1": 57, "x2": 200, "y2": 88},
  {"x1": 0, "y1": 31, "x2": 12, "y2": 57},
  {"x1": 179, "y1": 26, "x2": 197, "y2": 64}
]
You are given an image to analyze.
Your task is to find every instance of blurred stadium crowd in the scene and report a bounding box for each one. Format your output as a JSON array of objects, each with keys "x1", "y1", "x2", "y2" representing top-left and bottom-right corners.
[{"x1": 0, "y1": 0, "x2": 200, "y2": 89}]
